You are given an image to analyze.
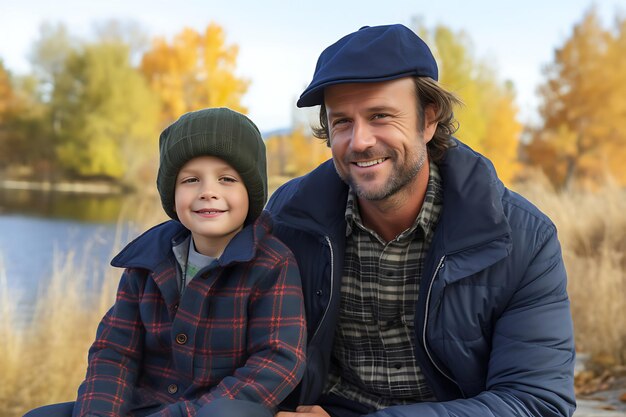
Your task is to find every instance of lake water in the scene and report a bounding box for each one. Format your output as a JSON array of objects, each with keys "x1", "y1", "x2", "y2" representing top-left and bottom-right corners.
[{"x1": 0, "y1": 187, "x2": 156, "y2": 324}]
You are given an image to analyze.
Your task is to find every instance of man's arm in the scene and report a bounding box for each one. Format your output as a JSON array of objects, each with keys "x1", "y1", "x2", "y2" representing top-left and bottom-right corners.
[
  {"x1": 277, "y1": 405, "x2": 331, "y2": 417},
  {"x1": 368, "y1": 226, "x2": 575, "y2": 417},
  {"x1": 278, "y1": 225, "x2": 576, "y2": 417}
]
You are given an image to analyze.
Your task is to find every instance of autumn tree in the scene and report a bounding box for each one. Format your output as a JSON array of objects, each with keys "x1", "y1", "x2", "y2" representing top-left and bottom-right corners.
[
  {"x1": 526, "y1": 8, "x2": 626, "y2": 188},
  {"x1": 28, "y1": 22, "x2": 77, "y2": 102},
  {"x1": 417, "y1": 22, "x2": 522, "y2": 184},
  {"x1": 0, "y1": 60, "x2": 12, "y2": 120},
  {"x1": 0, "y1": 60, "x2": 53, "y2": 176},
  {"x1": 0, "y1": 60, "x2": 15, "y2": 168},
  {"x1": 266, "y1": 126, "x2": 331, "y2": 180},
  {"x1": 141, "y1": 23, "x2": 249, "y2": 127},
  {"x1": 51, "y1": 40, "x2": 159, "y2": 183}
]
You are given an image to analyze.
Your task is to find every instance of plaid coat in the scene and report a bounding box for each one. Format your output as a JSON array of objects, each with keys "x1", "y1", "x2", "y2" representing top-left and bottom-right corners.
[{"x1": 73, "y1": 212, "x2": 306, "y2": 417}]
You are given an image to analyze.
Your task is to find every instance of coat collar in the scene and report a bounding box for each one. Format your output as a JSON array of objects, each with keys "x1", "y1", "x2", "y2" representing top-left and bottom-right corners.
[
  {"x1": 435, "y1": 140, "x2": 511, "y2": 255},
  {"x1": 111, "y1": 211, "x2": 273, "y2": 271}
]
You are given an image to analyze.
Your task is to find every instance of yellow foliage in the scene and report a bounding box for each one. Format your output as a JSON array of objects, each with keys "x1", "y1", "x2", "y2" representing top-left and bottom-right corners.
[
  {"x1": 266, "y1": 127, "x2": 331, "y2": 178},
  {"x1": 528, "y1": 8, "x2": 626, "y2": 188},
  {"x1": 483, "y1": 91, "x2": 522, "y2": 184},
  {"x1": 141, "y1": 23, "x2": 249, "y2": 127},
  {"x1": 419, "y1": 23, "x2": 522, "y2": 185},
  {"x1": 52, "y1": 42, "x2": 159, "y2": 183}
]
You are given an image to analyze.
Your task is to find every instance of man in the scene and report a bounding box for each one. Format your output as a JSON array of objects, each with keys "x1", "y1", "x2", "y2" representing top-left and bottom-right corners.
[{"x1": 268, "y1": 24, "x2": 576, "y2": 417}]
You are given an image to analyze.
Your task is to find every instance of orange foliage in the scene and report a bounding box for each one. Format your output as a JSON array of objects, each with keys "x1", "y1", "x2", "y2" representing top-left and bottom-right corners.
[{"x1": 0, "y1": 62, "x2": 14, "y2": 118}]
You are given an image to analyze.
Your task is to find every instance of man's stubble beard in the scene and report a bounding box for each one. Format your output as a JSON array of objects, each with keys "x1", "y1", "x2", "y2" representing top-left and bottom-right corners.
[{"x1": 334, "y1": 139, "x2": 428, "y2": 201}]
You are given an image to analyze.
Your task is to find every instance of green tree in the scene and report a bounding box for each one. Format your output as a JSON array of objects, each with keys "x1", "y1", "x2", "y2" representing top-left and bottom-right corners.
[
  {"x1": 28, "y1": 22, "x2": 77, "y2": 102},
  {"x1": 0, "y1": 61, "x2": 52, "y2": 176},
  {"x1": 417, "y1": 22, "x2": 522, "y2": 184},
  {"x1": 51, "y1": 40, "x2": 159, "y2": 184}
]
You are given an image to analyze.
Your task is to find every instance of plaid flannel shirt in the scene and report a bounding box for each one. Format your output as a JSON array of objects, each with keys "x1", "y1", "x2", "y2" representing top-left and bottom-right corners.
[
  {"x1": 326, "y1": 161, "x2": 442, "y2": 409},
  {"x1": 73, "y1": 212, "x2": 306, "y2": 417}
]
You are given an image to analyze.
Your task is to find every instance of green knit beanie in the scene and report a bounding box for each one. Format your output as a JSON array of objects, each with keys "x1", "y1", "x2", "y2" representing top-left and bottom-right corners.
[{"x1": 157, "y1": 107, "x2": 267, "y2": 225}]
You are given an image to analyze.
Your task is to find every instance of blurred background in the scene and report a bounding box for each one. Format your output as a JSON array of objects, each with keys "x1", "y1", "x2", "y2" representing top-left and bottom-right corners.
[{"x1": 1, "y1": 1, "x2": 625, "y2": 415}]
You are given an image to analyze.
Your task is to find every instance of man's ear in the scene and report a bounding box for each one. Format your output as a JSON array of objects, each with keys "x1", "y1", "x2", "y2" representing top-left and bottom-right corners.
[{"x1": 423, "y1": 104, "x2": 438, "y2": 144}]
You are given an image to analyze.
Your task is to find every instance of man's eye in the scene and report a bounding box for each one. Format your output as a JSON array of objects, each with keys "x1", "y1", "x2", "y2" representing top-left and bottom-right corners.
[
  {"x1": 332, "y1": 118, "x2": 349, "y2": 127},
  {"x1": 372, "y1": 113, "x2": 389, "y2": 120}
]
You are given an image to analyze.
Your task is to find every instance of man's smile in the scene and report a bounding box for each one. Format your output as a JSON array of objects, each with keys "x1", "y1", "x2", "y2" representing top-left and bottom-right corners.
[{"x1": 354, "y1": 158, "x2": 387, "y2": 168}]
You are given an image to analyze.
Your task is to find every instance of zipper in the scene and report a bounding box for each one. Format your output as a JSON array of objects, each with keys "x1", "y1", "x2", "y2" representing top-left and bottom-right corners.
[
  {"x1": 311, "y1": 235, "x2": 335, "y2": 341},
  {"x1": 422, "y1": 255, "x2": 466, "y2": 398}
]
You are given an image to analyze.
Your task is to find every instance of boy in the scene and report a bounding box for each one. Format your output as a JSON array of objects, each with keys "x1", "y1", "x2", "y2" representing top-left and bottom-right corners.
[{"x1": 25, "y1": 108, "x2": 306, "y2": 417}]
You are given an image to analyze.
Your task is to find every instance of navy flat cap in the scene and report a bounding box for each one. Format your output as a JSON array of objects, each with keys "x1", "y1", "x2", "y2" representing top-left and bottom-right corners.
[{"x1": 297, "y1": 24, "x2": 438, "y2": 108}]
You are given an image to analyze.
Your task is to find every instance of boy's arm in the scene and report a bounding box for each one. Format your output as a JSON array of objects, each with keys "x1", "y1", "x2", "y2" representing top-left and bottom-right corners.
[
  {"x1": 150, "y1": 251, "x2": 307, "y2": 417},
  {"x1": 73, "y1": 269, "x2": 145, "y2": 417}
]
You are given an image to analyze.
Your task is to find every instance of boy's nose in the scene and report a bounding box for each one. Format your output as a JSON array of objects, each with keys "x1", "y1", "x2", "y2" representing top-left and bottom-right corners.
[{"x1": 199, "y1": 187, "x2": 219, "y2": 200}]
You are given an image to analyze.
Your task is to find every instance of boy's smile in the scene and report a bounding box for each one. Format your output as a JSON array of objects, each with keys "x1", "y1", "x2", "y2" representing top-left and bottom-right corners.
[
  {"x1": 193, "y1": 208, "x2": 226, "y2": 217},
  {"x1": 174, "y1": 156, "x2": 249, "y2": 257}
]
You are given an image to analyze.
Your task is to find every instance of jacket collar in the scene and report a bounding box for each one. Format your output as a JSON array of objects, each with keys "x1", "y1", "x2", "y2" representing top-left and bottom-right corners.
[
  {"x1": 435, "y1": 140, "x2": 511, "y2": 255},
  {"x1": 111, "y1": 211, "x2": 273, "y2": 271}
]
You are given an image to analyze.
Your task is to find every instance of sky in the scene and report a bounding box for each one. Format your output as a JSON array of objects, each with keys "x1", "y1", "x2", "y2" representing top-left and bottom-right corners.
[{"x1": 1, "y1": 0, "x2": 624, "y2": 133}]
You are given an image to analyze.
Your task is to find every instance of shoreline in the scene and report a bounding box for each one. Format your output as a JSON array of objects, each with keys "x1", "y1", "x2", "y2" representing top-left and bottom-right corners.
[{"x1": 0, "y1": 179, "x2": 125, "y2": 194}]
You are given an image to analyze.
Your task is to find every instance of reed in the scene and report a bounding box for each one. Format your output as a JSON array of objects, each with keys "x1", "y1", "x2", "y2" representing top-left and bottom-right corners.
[
  {"x1": 514, "y1": 175, "x2": 626, "y2": 366},
  {"x1": 0, "y1": 250, "x2": 119, "y2": 416}
]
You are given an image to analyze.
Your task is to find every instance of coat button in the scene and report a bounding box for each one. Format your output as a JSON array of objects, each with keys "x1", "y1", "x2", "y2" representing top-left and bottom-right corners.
[
  {"x1": 316, "y1": 290, "x2": 323, "y2": 296},
  {"x1": 167, "y1": 383, "x2": 178, "y2": 394},
  {"x1": 175, "y1": 333, "x2": 188, "y2": 345},
  {"x1": 172, "y1": 303, "x2": 179, "y2": 312}
]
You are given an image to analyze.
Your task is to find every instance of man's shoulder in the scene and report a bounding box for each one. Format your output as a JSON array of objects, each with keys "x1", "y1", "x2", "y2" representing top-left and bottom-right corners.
[{"x1": 500, "y1": 187, "x2": 558, "y2": 249}]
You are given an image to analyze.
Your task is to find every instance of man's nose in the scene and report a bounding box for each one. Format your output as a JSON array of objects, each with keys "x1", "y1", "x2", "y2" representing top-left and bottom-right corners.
[{"x1": 350, "y1": 120, "x2": 376, "y2": 152}]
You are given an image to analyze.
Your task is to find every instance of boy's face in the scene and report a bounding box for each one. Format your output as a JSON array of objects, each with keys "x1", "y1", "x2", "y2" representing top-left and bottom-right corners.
[{"x1": 175, "y1": 156, "x2": 249, "y2": 258}]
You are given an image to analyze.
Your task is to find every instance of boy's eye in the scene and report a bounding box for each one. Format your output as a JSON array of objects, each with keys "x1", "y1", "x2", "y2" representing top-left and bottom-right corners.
[
  {"x1": 220, "y1": 176, "x2": 238, "y2": 183},
  {"x1": 180, "y1": 177, "x2": 198, "y2": 184}
]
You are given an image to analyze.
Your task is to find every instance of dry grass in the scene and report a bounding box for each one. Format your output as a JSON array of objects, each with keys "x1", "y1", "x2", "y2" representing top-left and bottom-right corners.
[
  {"x1": 514, "y1": 175, "x2": 626, "y2": 366},
  {"x1": 0, "y1": 251, "x2": 119, "y2": 416},
  {"x1": 1, "y1": 177, "x2": 624, "y2": 416},
  {"x1": 0, "y1": 218, "x2": 133, "y2": 417}
]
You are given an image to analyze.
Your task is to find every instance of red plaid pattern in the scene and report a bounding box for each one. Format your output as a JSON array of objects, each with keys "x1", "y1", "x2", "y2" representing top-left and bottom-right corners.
[{"x1": 73, "y1": 213, "x2": 306, "y2": 417}]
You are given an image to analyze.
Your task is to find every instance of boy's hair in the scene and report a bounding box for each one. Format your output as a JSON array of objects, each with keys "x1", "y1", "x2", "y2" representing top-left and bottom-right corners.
[{"x1": 157, "y1": 107, "x2": 267, "y2": 225}]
